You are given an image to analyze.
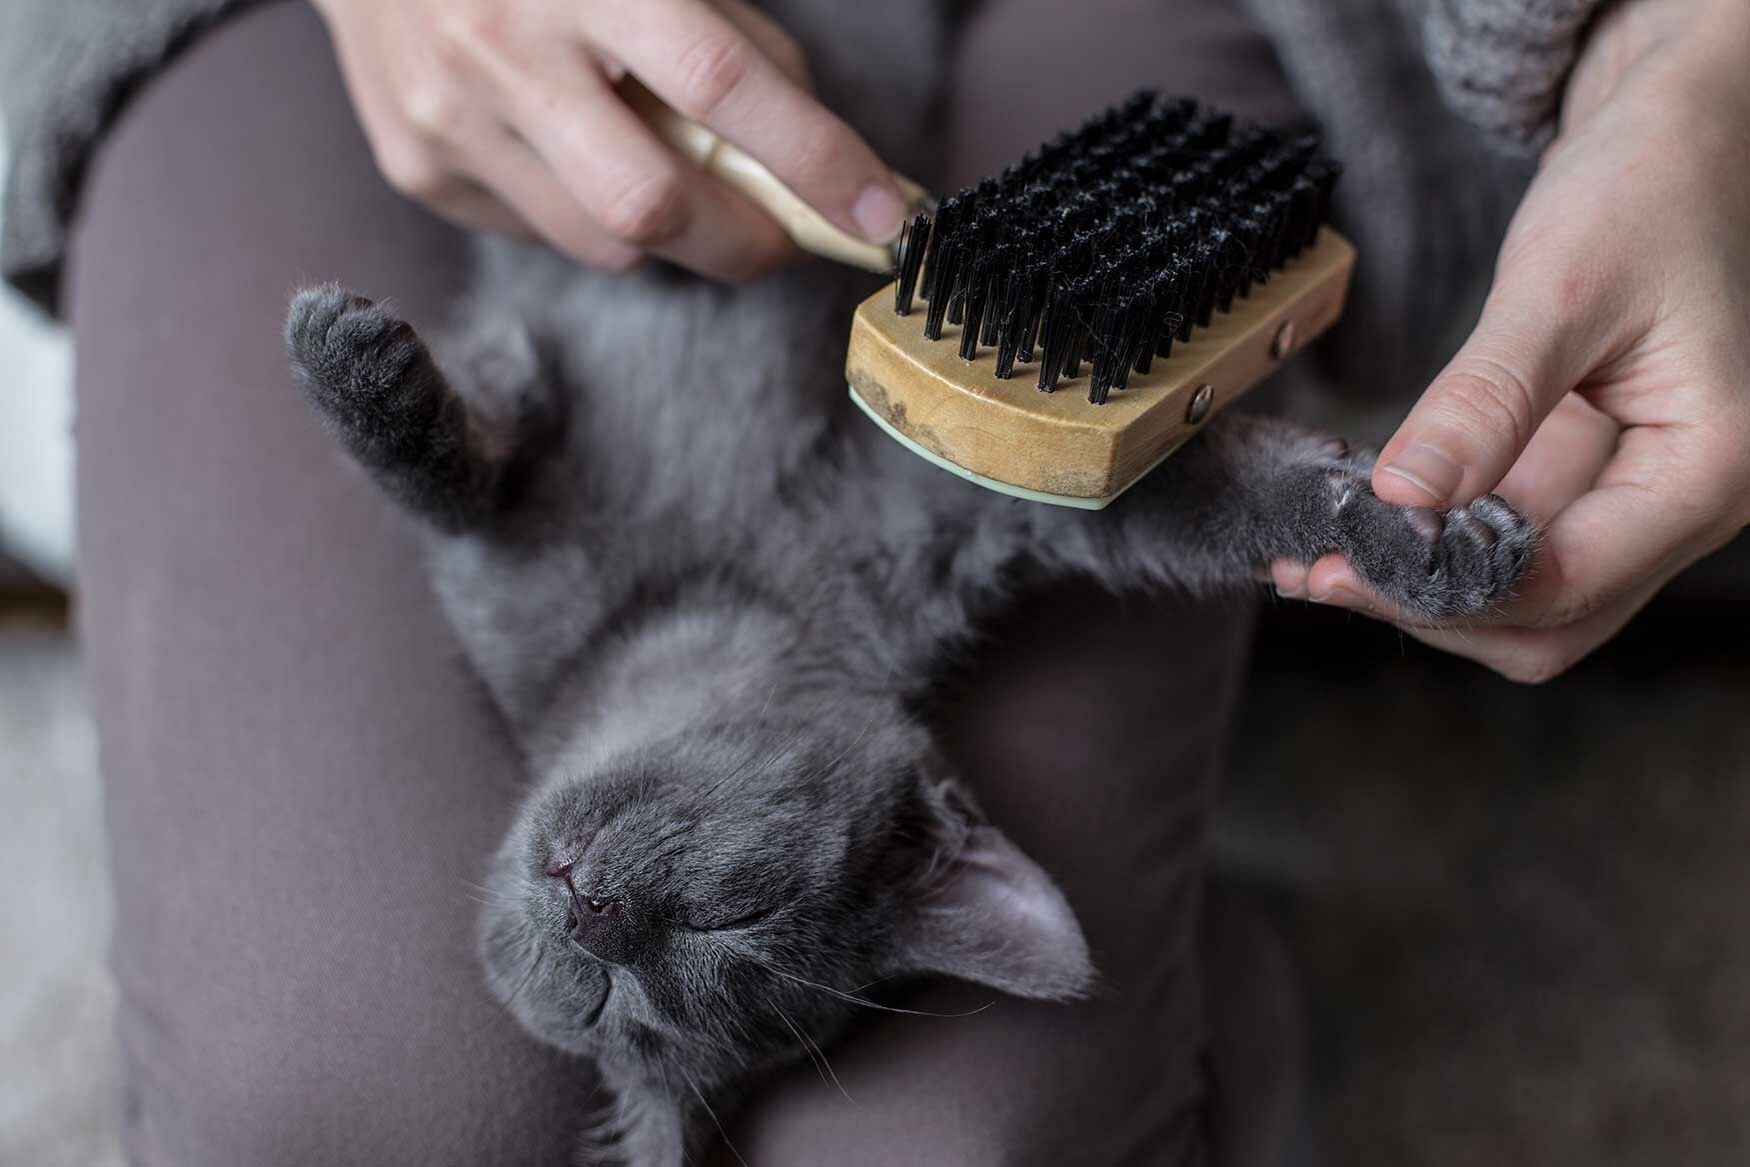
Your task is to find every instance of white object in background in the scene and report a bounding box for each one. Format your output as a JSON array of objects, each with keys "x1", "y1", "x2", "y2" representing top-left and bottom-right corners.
[{"x1": 0, "y1": 118, "x2": 78, "y2": 586}]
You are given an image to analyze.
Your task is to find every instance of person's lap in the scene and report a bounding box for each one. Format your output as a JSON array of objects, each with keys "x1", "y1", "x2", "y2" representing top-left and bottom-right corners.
[
  {"x1": 71, "y1": 3, "x2": 1286, "y2": 1163},
  {"x1": 70, "y1": 6, "x2": 598, "y2": 1163}
]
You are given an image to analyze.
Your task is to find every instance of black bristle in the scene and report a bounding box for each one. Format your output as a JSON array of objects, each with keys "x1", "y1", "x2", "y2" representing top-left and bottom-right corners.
[
  {"x1": 921, "y1": 237, "x2": 956, "y2": 340},
  {"x1": 919, "y1": 195, "x2": 960, "y2": 305},
  {"x1": 1174, "y1": 251, "x2": 1206, "y2": 342},
  {"x1": 1035, "y1": 273, "x2": 1089, "y2": 392},
  {"x1": 905, "y1": 89, "x2": 1340, "y2": 402},
  {"x1": 991, "y1": 251, "x2": 1037, "y2": 379},
  {"x1": 893, "y1": 211, "x2": 930, "y2": 316},
  {"x1": 958, "y1": 251, "x2": 994, "y2": 361},
  {"x1": 1016, "y1": 264, "x2": 1045, "y2": 364},
  {"x1": 977, "y1": 250, "x2": 1006, "y2": 348},
  {"x1": 1064, "y1": 326, "x2": 1086, "y2": 381}
]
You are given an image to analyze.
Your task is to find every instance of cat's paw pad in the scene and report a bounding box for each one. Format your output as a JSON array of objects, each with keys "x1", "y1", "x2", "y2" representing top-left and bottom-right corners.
[
  {"x1": 1338, "y1": 488, "x2": 1537, "y2": 618},
  {"x1": 285, "y1": 285, "x2": 434, "y2": 416}
]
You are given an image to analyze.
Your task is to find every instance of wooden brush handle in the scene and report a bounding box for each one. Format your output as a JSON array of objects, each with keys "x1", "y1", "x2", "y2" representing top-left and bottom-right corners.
[{"x1": 619, "y1": 78, "x2": 929, "y2": 274}]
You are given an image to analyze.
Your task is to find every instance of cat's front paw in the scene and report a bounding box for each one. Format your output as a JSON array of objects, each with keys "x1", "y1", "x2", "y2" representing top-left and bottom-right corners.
[
  {"x1": 286, "y1": 285, "x2": 440, "y2": 426},
  {"x1": 285, "y1": 286, "x2": 500, "y2": 529},
  {"x1": 1334, "y1": 479, "x2": 1537, "y2": 619}
]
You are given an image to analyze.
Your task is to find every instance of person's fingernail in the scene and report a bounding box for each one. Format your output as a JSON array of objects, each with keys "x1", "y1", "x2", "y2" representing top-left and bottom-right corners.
[
  {"x1": 851, "y1": 183, "x2": 907, "y2": 243},
  {"x1": 1275, "y1": 584, "x2": 1307, "y2": 600},
  {"x1": 1379, "y1": 443, "x2": 1463, "y2": 506}
]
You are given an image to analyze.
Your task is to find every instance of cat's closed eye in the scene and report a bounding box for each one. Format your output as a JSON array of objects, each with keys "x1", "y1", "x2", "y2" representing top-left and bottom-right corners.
[{"x1": 678, "y1": 906, "x2": 773, "y2": 933}]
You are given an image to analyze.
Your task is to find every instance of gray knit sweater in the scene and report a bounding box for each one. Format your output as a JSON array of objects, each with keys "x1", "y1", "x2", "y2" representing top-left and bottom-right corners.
[{"x1": 0, "y1": 0, "x2": 1604, "y2": 385}]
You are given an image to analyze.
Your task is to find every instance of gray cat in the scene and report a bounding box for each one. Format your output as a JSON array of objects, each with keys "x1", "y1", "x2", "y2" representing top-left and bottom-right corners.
[{"x1": 285, "y1": 227, "x2": 1532, "y2": 1161}]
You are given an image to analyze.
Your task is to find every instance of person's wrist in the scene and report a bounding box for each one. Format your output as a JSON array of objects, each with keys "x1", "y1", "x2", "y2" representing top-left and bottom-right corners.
[{"x1": 1563, "y1": 0, "x2": 1750, "y2": 129}]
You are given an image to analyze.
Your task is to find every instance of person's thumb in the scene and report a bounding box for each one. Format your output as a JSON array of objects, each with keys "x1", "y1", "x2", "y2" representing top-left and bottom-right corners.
[{"x1": 1373, "y1": 249, "x2": 1603, "y2": 509}]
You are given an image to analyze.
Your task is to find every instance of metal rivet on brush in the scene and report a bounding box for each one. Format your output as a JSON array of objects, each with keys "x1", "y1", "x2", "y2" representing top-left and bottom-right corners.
[
  {"x1": 1271, "y1": 320, "x2": 1297, "y2": 359},
  {"x1": 1187, "y1": 383, "x2": 1214, "y2": 424}
]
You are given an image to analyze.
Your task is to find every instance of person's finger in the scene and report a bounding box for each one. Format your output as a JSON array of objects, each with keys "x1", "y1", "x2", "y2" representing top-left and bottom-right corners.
[
  {"x1": 1381, "y1": 571, "x2": 1671, "y2": 684},
  {"x1": 1269, "y1": 559, "x2": 1311, "y2": 598},
  {"x1": 322, "y1": 25, "x2": 456, "y2": 204},
  {"x1": 595, "y1": 0, "x2": 909, "y2": 244},
  {"x1": 1271, "y1": 395, "x2": 1617, "y2": 604},
  {"x1": 712, "y1": 0, "x2": 812, "y2": 87},
  {"x1": 1498, "y1": 427, "x2": 1744, "y2": 628},
  {"x1": 1270, "y1": 408, "x2": 1605, "y2": 608},
  {"x1": 1301, "y1": 555, "x2": 1381, "y2": 612},
  {"x1": 422, "y1": 180, "x2": 543, "y2": 240},
  {"x1": 460, "y1": 126, "x2": 643, "y2": 270},
  {"x1": 1491, "y1": 391, "x2": 1621, "y2": 525},
  {"x1": 490, "y1": 48, "x2": 794, "y2": 281},
  {"x1": 318, "y1": 12, "x2": 553, "y2": 245},
  {"x1": 1371, "y1": 222, "x2": 1629, "y2": 510},
  {"x1": 1309, "y1": 421, "x2": 1744, "y2": 635}
]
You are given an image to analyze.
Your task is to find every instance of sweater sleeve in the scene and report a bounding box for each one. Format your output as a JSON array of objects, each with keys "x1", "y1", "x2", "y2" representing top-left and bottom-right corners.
[
  {"x1": 1422, "y1": 0, "x2": 1614, "y2": 153},
  {"x1": 0, "y1": 0, "x2": 261, "y2": 315}
]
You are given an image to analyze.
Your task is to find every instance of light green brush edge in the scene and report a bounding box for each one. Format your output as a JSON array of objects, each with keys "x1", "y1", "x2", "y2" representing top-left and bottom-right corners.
[{"x1": 848, "y1": 385, "x2": 1196, "y2": 511}]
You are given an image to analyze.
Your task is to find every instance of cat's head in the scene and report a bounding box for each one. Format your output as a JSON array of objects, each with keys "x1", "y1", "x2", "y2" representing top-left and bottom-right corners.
[{"x1": 477, "y1": 709, "x2": 1093, "y2": 1085}]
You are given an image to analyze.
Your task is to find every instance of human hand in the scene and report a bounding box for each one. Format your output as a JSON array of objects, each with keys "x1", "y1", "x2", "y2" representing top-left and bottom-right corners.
[
  {"x1": 1271, "y1": 0, "x2": 1750, "y2": 682},
  {"x1": 311, "y1": 0, "x2": 910, "y2": 280}
]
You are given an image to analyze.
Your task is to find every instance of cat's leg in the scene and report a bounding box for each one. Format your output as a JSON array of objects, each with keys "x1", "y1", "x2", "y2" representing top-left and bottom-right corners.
[
  {"x1": 1051, "y1": 413, "x2": 1538, "y2": 619},
  {"x1": 285, "y1": 285, "x2": 550, "y2": 531},
  {"x1": 879, "y1": 412, "x2": 1536, "y2": 632}
]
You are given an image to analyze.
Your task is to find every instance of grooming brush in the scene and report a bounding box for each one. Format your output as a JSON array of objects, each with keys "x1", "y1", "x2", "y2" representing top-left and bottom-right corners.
[{"x1": 630, "y1": 83, "x2": 1355, "y2": 509}]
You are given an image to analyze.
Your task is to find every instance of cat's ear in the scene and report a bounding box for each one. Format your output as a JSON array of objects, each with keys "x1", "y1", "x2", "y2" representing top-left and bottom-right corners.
[{"x1": 885, "y1": 776, "x2": 1094, "y2": 1001}]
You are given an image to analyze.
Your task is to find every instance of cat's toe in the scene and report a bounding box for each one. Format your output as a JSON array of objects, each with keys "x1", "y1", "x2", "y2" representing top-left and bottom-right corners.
[
  {"x1": 1397, "y1": 494, "x2": 1535, "y2": 618},
  {"x1": 286, "y1": 286, "x2": 435, "y2": 419},
  {"x1": 1402, "y1": 506, "x2": 1443, "y2": 545},
  {"x1": 1334, "y1": 484, "x2": 1537, "y2": 619},
  {"x1": 1445, "y1": 493, "x2": 1537, "y2": 605},
  {"x1": 287, "y1": 282, "x2": 362, "y2": 339},
  {"x1": 288, "y1": 285, "x2": 377, "y2": 375}
]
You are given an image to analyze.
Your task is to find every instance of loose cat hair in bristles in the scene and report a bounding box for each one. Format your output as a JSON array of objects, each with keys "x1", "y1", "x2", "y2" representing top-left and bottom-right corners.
[{"x1": 283, "y1": 6, "x2": 1533, "y2": 1162}]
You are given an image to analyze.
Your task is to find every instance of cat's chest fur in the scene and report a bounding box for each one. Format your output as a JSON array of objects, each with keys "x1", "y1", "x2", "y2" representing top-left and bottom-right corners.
[{"x1": 422, "y1": 254, "x2": 943, "y2": 741}]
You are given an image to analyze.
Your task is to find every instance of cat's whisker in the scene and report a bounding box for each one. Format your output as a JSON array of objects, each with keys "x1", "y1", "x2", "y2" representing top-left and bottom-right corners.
[
  {"x1": 678, "y1": 1065, "x2": 749, "y2": 1167},
  {"x1": 460, "y1": 878, "x2": 525, "y2": 905},
  {"x1": 736, "y1": 950, "x2": 996, "y2": 1020},
  {"x1": 713, "y1": 738, "x2": 792, "y2": 800},
  {"x1": 694, "y1": 686, "x2": 855, "y2": 806},
  {"x1": 784, "y1": 696, "x2": 886, "y2": 791},
  {"x1": 693, "y1": 726, "x2": 800, "y2": 805},
  {"x1": 644, "y1": 1060, "x2": 695, "y2": 1167},
  {"x1": 461, "y1": 888, "x2": 525, "y2": 910},
  {"x1": 501, "y1": 945, "x2": 546, "y2": 1010},
  {"x1": 764, "y1": 992, "x2": 855, "y2": 1107},
  {"x1": 769, "y1": 1001, "x2": 828, "y2": 1089},
  {"x1": 845, "y1": 972, "x2": 907, "y2": 995},
  {"x1": 754, "y1": 679, "x2": 778, "y2": 725}
]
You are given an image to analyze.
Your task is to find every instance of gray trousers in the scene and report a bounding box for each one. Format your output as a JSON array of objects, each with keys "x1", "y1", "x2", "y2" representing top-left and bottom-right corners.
[{"x1": 70, "y1": 2, "x2": 1301, "y2": 1162}]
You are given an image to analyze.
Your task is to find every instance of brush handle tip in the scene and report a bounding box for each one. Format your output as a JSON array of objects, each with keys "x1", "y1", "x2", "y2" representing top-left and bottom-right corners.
[{"x1": 620, "y1": 78, "x2": 930, "y2": 274}]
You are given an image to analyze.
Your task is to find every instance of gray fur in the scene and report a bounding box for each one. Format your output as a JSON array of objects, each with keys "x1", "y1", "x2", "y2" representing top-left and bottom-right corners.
[
  {"x1": 279, "y1": 5, "x2": 1530, "y2": 1160},
  {"x1": 283, "y1": 246, "x2": 1533, "y2": 1162}
]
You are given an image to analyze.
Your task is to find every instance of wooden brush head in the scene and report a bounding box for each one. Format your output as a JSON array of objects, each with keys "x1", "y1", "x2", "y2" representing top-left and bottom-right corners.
[{"x1": 848, "y1": 227, "x2": 1355, "y2": 508}]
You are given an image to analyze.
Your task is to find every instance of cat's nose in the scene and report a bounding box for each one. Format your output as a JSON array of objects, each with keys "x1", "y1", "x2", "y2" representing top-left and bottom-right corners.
[{"x1": 546, "y1": 861, "x2": 638, "y2": 964}]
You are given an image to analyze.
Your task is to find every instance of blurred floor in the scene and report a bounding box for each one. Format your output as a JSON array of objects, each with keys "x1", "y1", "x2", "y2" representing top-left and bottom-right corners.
[
  {"x1": 0, "y1": 599, "x2": 122, "y2": 1167},
  {"x1": 0, "y1": 581, "x2": 1745, "y2": 1165}
]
